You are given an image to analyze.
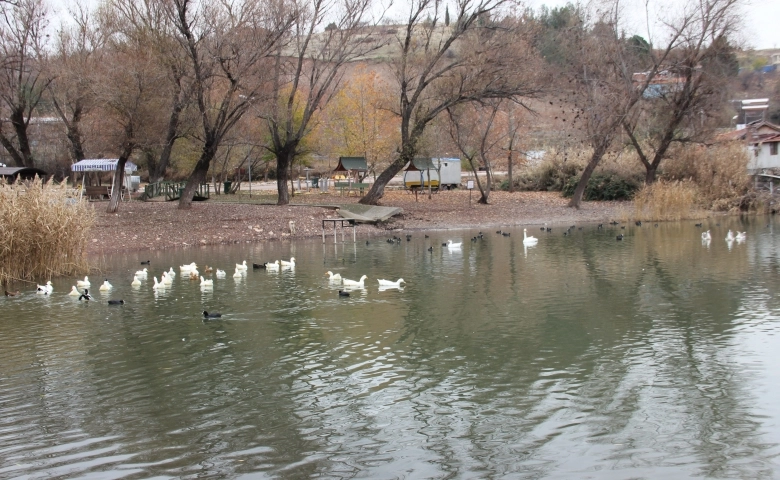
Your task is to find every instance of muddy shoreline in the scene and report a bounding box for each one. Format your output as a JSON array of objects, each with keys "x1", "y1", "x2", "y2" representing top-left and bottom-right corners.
[{"x1": 87, "y1": 190, "x2": 632, "y2": 255}]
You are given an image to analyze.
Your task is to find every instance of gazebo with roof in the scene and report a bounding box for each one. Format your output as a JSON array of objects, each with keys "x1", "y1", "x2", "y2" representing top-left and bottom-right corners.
[
  {"x1": 333, "y1": 156, "x2": 368, "y2": 183},
  {"x1": 71, "y1": 159, "x2": 138, "y2": 200}
]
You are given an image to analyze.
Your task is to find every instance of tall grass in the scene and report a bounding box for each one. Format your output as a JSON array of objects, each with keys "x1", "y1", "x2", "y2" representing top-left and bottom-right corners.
[
  {"x1": 0, "y1": 177, "x2": 94, "y2": 286},
  {"x1": 633, "y1": 180, "x2": 700, "y2": 221},
  {"x1": 661, "y1": 143, "x2": 752, "y2": 211}
]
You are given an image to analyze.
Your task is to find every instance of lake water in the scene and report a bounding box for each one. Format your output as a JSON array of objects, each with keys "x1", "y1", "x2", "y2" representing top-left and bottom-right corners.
[{"x1": 2, "y1": 218, "x2": 780, "y2": 479}]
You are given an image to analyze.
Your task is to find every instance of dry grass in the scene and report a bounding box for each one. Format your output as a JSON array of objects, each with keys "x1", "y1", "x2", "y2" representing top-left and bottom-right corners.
[
  {"x1": 0, "y1": 177, "x2": 94, "y2": 286},
  {"x1": 633, "y1": 180, "x2": 701, "y2": 221},
  {"x1": 661, "y1": 143, "x2": 752, "y2": 211}
]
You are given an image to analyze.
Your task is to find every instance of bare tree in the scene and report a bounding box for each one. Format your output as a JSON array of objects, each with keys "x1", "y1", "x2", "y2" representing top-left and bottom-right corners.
[
  {"x1": 47, "y1": 3, "x2": 106, "y2": 164},
  {"x1": 446, "y1": 101, "x2": 514, "y2": 203},
  {"x1": 359, "y1": 0, "x2": 543, "y2": 205},
  {"x1": 109, "y1": 0, "x2": 195, "y2": 184},
  {"x1": 566, "y1": 0, "x2": 739, "y2": 208},
  {"x1": 621, "y1": 2, "x2": 741, "y2": 184},
  {"x1": 168, "y1": 0, "x2": 291, "y2": 209},
  {"x1": 0, "y1": 0, "x2": 50, "y2": 168},
  {"x1": 264, "y1": 0, "x2": 381, "y2": 205}
]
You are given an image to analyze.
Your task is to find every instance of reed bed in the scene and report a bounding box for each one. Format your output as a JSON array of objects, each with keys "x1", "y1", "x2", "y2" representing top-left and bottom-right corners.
[
  {"x1": 0, "y1": 177, "x2": 94, "y2": 286},
  {"x1": 633, "y1": 180, "x2": 701, "y2": 221}
]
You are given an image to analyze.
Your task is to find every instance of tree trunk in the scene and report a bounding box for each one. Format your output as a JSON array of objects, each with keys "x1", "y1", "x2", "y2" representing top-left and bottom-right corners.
[
  {"x1": 645, "y1": 165, "x2": 658, "y2": 184},
  {"x1": 568, "y1": 138, "x2": 611, "y2": 209},
  {"x1": 179, "y1": 142, "x2": 217, "y2": 209},
  {"x1": 106, "y1": 157, "x2": 128, "y2": 213},
  {"x1": 276, "y1": 150, "x2": 293, "y2": 205},
  {"x1": 10, "y1": 108, "x2": 34, "y2": 168},
  {"x1": 359, "y1": 157, "x2": 406, "y2": 205}
]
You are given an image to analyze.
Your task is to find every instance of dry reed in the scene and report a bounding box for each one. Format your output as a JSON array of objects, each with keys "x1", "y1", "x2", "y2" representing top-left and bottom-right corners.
[
  {"x1": 0, "y1": 177, "x2": 94, "y2": 286},
  {"x1": 633, "y1": 180, "x2": 701, "y2": 221}
]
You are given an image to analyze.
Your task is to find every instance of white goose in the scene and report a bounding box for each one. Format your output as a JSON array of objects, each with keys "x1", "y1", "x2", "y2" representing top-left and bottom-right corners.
[
  {"x1": 200, "y1": 276, "x2": 213, "y2": 287},
  {"x1": 701, "y1": 230, "x2": 711, "y2": 241},
  {"x1": 99, "y1": 279, "x2": 113, "y2": 291},
  {"x1": 325, "y1": 271, "x2": 342, "y2": 282},
  {"x1": 131, "y1": 275, "x2": 142, "y2": 287},
  {"x1": 152, "y1": 276, "x2": 166, "y2": 290},
  {"x1": 135, "y1": 268, "x2": 148, "y2": 278},
  {"x1": 265, "y1": 260, "x2": 280, "y2": 272},
  {"x1": 236, "y1": 260, "x2": 248, "y2": 271},
  {"x1": 726, "y1": 230, "x2": 735, "y2": 242},
  {"x1": 377, "y1": 278, "x2": 405, "y2": 288},
  {"x1": 523, "y1": 229, "x2": 538, "y2": 246},
  {"x1": 446, "y1": 240, "x2": 462, "y2": 249},
  {"x1": 162, "y1": 272, "x2": 173, "y2": 286},
  {"x1": 68, "y1": 285, "x2": 81, "y2": 296},
  {"x1": 233, "y1": 267, "x2": 243, "y2": 278},
  {"x1": 736, "y1": 231, "x2": 746, "y2": 242},
  {"x1": 36, "y1": 281, "x2": 53, "y2": 295},
  {"x1": 76, "y1": 276, "x2": 90, "y2": 287},
  {"x1": 215, "y1": 269, "x2": 226, "y2": 278},
  {"x1": 342, "y1": 275, "x2": 367, "y2": 288},
  {"x1": 167, "y1": 267, "x2": 176, "y2": 279}
]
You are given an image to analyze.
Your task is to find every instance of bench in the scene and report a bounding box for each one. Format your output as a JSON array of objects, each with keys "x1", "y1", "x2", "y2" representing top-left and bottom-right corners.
[
  {"x1": 84, "y1": 185, "x2": 111, "y2": 200},
  {"x1": 334, "y1": 182, "x2": 369, "y2": 196}
]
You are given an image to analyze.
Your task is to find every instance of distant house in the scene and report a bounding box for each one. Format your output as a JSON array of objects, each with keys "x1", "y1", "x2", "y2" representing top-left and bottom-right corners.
[
  {"x1": 770, "y1": 53, "x2": 780, "y2": 66},
  {"x1": 632, "y1": 69, "x2": 692, "y2": 98},
  {"x1": 720, "y1": 121, "x2": 780, "y2": 173}
]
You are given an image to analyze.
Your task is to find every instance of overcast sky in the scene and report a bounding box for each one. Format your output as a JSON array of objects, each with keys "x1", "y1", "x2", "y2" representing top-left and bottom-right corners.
[{"x1": 522, "y1": 0, "x2": 779, "y2": 50}]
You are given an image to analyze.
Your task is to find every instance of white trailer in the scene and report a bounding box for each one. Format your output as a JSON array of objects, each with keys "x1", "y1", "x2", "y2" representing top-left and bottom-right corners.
[{"x1": 403, "y1": 157, "x2": 461, "y2": 190}]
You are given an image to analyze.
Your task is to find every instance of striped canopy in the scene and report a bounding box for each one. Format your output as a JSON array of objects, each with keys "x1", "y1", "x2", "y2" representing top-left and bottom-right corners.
[{"x1": 71, "y1": 159, "x2": 138, "y2": 172}]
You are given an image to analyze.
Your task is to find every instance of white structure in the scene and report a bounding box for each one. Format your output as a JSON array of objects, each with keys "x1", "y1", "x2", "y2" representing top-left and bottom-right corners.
[
  {"x1": 748, "y1": 134, "x2": 780, "y2": 172},
  {"x1": 71, "y1": 159, "x2": 138, "y2": 199},
  {"x1": 403, "y1": 157, "x2": 461, "y2": 189}
]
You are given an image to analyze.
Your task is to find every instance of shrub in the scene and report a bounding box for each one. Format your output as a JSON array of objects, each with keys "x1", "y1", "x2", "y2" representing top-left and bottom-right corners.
[
  {"x1": 561, "y1": 172, "x2": 640, "y2": 201},
  {"x1": 0, "y1": 177, "x2": 94, "y2": 286}
]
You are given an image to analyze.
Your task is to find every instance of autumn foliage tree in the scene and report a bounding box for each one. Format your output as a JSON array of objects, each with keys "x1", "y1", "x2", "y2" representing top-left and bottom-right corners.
[{"x1": 314, "y1": 66, "x2": 399, "y2": 178}]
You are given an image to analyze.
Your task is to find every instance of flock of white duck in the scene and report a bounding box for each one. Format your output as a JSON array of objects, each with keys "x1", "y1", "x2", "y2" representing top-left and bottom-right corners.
[{"x1": 33, "y1": 225, "x2": 748, "y2": 298}]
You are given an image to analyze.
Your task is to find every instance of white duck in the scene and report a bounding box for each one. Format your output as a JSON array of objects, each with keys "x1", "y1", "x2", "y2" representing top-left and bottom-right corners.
[
  {"x1": 167, "y1": 267, "x2": 176, "y2": 279},
  {"x1": 135, "y1": 268, "x2": 148, "y2": 278},
  {"x1": 736, "y1": 231, "x2": 746, "y2": 242},
  {"x1": 280, "y1": 257, "x2": 296, "y2": 268},
  {"x1": 131, "y1": 275, "x2": 142, "y2": 287},
  {"x1": 162, "y1": 272, "x2": 173, "y2": 286},
  {"x1": 523, "y1": 229, "x2": 538, "y2": 246},
  {"x1": 235, "y1": 260, "x2": 248, "y2": 271},
  {"x1": 99, "y1": 279, "x2": 113, "y2": 291},
  {"x1": 216, "y1": 269, "x2": 226, "y2": 278},
  {"x1": 377, "y1": 278, "x2": 405, "y2": 288},
  {"x1": 325, "y1": 271, "x2": 342, "y2": 282},
  {"x1": 152, "y1": 276, "x2": 166, "y2": 290},
  {"x1": 233, "y1": 267, "x2": 243, "y2": 278},
  {"x1": 68, "y1": 285, "x2": 81, "y2": 296},
  {"x1": 200, "y1": 276, "x2": 213, "y2": 287},
  {"x1": 343, "y1": 275, "x2": 367, "y2": 288},
  {"x1": 446, "y1": 240, "x2": 462, "y2": 249},
  {"x1": 76, "y1": 276, "x2": 90, "y2": 287},
  {"x1": 36, "y1": 281, "x2": 53, "y2": 295},
  {"x1": 726, "y1": 230, "x2": 735, "y2": 242},
  {"x1": 701, "y1": 230, "x2": 711, "y2": 241},
  {"x1": 265, "y1": 260, "x2": 280, "y2": 272},
  {"x1": 180, "y1": 262, "x2": 197, "y2": 272}
]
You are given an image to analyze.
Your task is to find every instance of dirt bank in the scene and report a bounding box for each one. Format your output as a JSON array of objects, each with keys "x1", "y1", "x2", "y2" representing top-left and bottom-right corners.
[{"x1": 87, "y1": 190, "x2": 631, "y2": 255}]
